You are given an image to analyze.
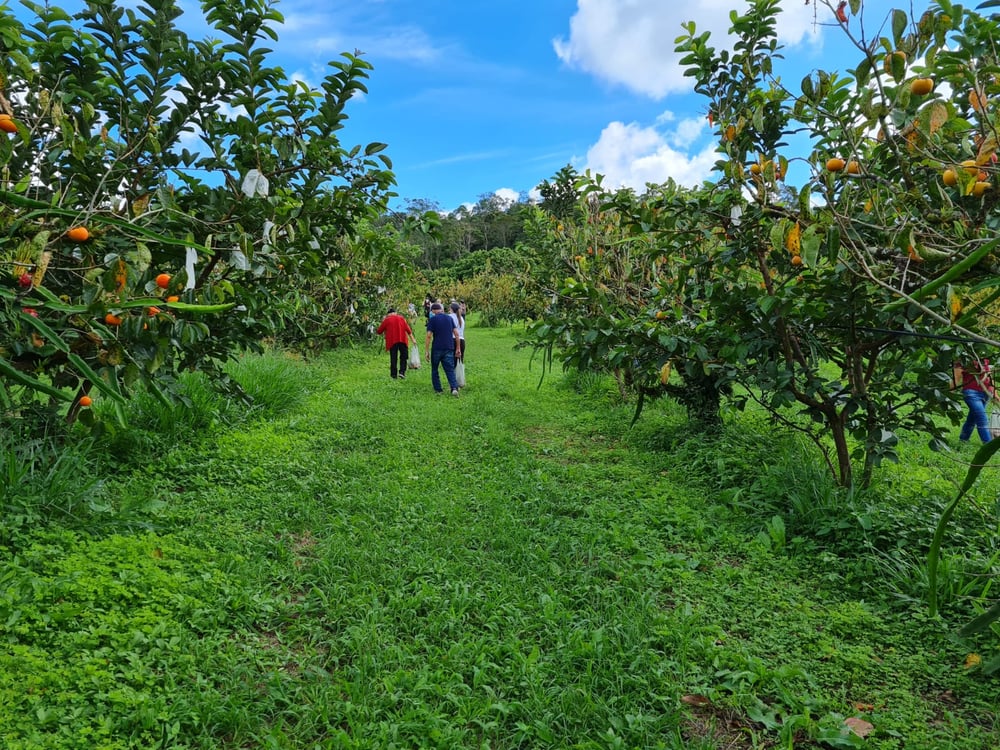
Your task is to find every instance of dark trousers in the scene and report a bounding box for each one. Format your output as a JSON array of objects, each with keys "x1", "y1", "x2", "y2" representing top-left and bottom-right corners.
[{"x1": 389, "y1": 342, "x2": 408, "y2": 378}]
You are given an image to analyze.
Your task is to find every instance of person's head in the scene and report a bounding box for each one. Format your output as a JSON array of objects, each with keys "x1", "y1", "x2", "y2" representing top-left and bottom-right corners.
[
  {"x1": 450, "y1": 302, "x2": 461, "y2": 314},
  {"x1": 430, "y1": 302, "x2": 443, "y2": 314},
  {"x1": 387, "y1": 307, "x2": 396, "y2": 315}
]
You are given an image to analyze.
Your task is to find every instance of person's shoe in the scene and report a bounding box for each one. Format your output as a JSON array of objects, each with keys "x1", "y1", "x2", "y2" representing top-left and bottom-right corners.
[
  {"x1": 451, "y1": 389, "x2": 459, "y2": 397},
  {"x1": 435, "y1": 390, "x2": 443, "y2": 395},
  {"x1": 399, "y1": 374, "x2": 405, "y2": 380}
]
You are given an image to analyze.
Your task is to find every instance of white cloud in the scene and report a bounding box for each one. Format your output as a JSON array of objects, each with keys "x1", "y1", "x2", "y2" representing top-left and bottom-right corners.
[
  {"x1": 583, "y1": 118, "x2": 718, "y2": 191},
  {"x1": 494, "y1": 187, "x2": 520, "y2": 206},
  {"x1": 554, "y1": 0, "x2": 820, "y2": 99}
]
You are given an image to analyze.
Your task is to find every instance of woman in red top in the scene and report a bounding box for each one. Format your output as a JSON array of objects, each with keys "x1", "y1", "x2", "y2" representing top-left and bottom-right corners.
[
  {"x1": 955, "y1": 357, "x2": 997, "y2": 443},
  {"x1": 376, "y1": 308, "x2": 416, "y2": 380}
]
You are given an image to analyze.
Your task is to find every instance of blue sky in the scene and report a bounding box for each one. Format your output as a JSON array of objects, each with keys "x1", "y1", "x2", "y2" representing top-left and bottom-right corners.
[
  {"x1": 13, "y1": 0, "x2": 935, "y2": 212},
  {"x1": 292, "y1": 0, "x2": 934, "y2": 212}
]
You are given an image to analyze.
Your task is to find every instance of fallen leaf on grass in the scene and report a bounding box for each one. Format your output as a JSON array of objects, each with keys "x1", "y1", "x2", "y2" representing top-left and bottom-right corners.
[
  {"x1": 965, "y1": 653, "x2": 982, "y2": 669},
  {"x1": 681, "y1": 694, "x2": 713, "y2": 707},
  {"x1": 844, "y1": 717, "x2": 874, "y2": 737}
]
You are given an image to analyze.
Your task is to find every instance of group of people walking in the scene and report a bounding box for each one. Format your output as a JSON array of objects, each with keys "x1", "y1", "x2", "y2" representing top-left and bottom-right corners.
[
  {"x1": 380, "y1": 302, "x2": 998, "y2": 442},
  {"x1": 376, "y1": 296, "x2": 467, "y2": 396}
]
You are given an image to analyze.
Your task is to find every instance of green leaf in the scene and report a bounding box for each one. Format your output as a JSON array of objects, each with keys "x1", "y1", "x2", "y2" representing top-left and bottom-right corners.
[
  {"x1": 891, "y1": 9, "x2": 907, "y2": 45},
  {"x1": 801, "y1": 74, "x2": 814, "y2": 99},
  {"x1": 957, "y1": 599, "x2": 1000, "y2": 636},
  {"x1": 66, "y1": 353, "x2": 127, "y2": 403},
  {"x1": 854, "y1": 57, "x2": 871, "y2": 88},
  {"x1": 769, "y1": 220, "x2": 787, "y2": 253},
  {"x1": 18, "y1": 312, "x2": 70, "y2": 353},
  {"x1": 800, "y1": 225, "x2": 821, "y2": 267},
  {"x1": 0, "y1": 357, "x2": 71, "y2": 401}
]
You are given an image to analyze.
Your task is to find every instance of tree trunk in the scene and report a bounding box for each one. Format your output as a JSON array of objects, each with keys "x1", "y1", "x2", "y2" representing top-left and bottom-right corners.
[{"x1": 829, "y1": 414, "x2": 854, "y2": 488}]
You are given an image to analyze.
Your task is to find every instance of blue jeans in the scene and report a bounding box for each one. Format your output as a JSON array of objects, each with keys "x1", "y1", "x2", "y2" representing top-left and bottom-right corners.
[
  {"x1": 430, "y1": 349, "x2": 458, "y2": 392},
  {"x1": 960, "y1": 389, "x2": 992, "y2": 443}
]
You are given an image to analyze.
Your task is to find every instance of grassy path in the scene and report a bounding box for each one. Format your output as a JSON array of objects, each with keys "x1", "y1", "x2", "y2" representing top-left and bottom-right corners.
[{"x1": 2, "y1": 325, "x2": 997, "y2": 749}]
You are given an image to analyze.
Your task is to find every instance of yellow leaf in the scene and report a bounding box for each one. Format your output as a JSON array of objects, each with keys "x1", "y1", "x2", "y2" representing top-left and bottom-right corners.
[
  {"x1": 114, "y1": 258, "x2": 128, "y2": 292},
  {"x1": 785, "y1": 221, "x2": 801, "y2": 254},
  {"x1": 659, "y1": 361, "x2": 672, "y2": 385},
  {"x1": 950, "y1": 293, "x2": 963, "y2": 321},
  {"x1": 926, "y1": 101, "x2": 949, "y2": 136},
  {"x1": 132, "y1": 193, "x2": 151, "y2": 217},
  {"x1": 977, "y1": 132, "x2": 998, "y2": 164},
  {"x1": 964, "y1": 653, "x2": 982, "y2": 669}
]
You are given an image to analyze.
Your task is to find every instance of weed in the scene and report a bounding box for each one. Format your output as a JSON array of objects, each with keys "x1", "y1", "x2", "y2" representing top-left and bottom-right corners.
[{"x1": 0, "y1": 433, "x2": 103, "y2": 544}]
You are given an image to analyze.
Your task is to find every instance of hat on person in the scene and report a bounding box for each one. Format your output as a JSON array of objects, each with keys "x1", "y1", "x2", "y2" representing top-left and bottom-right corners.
[{"x1": 430, "y1": 302, "x2": 443, "y2": 311}]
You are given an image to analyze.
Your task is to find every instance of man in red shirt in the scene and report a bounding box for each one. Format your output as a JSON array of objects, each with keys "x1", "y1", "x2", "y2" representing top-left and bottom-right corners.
[{"x1": 376, "y1": 308, "x2": 417, "y2": 380}]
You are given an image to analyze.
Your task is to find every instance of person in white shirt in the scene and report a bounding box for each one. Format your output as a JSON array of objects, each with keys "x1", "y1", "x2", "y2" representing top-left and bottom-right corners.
[{"x1": 449, "y1": 301, "x2": 466, "y2": 362}]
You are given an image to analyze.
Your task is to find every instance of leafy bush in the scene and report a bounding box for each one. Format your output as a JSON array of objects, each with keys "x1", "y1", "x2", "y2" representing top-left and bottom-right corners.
[
  {"x1": 225, "y1": 349, "x2": 315, "y2": 417},
  {"x1": 0, "y1": 434, "x2": 103, "y2": 545}
]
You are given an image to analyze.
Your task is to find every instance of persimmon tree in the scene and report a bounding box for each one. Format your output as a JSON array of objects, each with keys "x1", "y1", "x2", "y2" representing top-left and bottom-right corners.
[
  {"x1": 0, "y1": 0, "x2": 404, "y2": 429},
  {"x1": 527, "y1": 179, "x2": 736, "y2": 424},
  {"x1": 528, "y1": 0, "x2": 1000, "y2": 489}
]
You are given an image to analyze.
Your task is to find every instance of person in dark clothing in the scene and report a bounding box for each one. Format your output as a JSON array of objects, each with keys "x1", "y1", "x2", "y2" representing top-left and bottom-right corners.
[{"x1": 424, "y1": 302, "x2": 461, "y2": 395}]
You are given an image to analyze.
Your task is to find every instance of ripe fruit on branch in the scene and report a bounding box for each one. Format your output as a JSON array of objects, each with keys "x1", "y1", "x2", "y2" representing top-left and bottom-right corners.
[
  {"x1": 104, "y1": 313, "x2": 122, "y2": 326},
  {"x1": 166, "y1": 295, "x2": 180, "y2": 303},
  {"x1": 66, "y1": 226, "x2": 90, "y2": 242},
  {"x1": 883, "y1": 50, "x2": 906, "y2": 74},
  {"x1": 18, "y1": 272, "x2": 32, "y2": 288},
  {"x1": 972, "y1": 181, "x2": 991, "y2": 197},
  {"x1": 826, "y1": 157, "x2": 846, "y2": 172},
  {"x1": 0, "y1": 114, "x2": 16, "y2": 133},
  {"x1": 146, "y1": 306, "x2": 161, "y2": 316},
  {"x1": 155, "y1": 273, "x2": 171, "y2": 289},
  {"x1": 942, "y1": 169, "x2": 958, "y2": 187},
  {"x1": 79, "y1": 395, "x2": 93, "y2": 407},
  {"x1": 910, "y1": 78, "x2": 934, "y2": 96},
  {"x1": 846, "y1": 161, "x2": 861, "y2": 175}
]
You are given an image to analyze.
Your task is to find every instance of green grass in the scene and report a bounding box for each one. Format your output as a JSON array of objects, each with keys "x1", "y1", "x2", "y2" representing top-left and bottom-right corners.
[{"x1": 1, "y1": 326, "x2": 998, "y2": 748}]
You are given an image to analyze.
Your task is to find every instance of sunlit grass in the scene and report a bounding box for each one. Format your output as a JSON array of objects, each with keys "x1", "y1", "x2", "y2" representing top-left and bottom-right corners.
[{"x1": 1, "y1": 327, "x2": 997, "y2": 748}]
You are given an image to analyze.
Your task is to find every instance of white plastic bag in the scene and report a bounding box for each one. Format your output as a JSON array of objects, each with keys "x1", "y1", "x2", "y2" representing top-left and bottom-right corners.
[
  {"x1": 408, "y1": 346, "x2": 421, "y2": 369},
  {"x1": 990, "y1": 404, "x2": 1000, "y2": 438},
  {"x1": 455, "y1": 360, "x2": 466, "y2": 388}
]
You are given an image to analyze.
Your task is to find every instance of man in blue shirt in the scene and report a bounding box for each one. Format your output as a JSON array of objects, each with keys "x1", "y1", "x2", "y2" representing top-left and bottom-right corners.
[{"x1": 424, "y1": 302, "x2": 461, "y2": 396}]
